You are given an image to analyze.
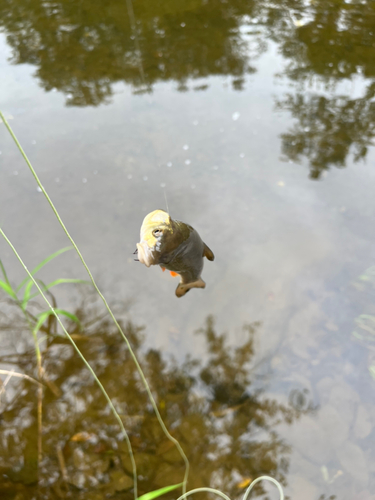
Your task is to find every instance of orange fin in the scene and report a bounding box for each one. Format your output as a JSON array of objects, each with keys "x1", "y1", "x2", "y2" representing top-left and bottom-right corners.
[
  {"x1": 161, "y1": 267, "x2": 166, "y2": 272},
  {"x1": 170, "y1": 271, "x2": 179, "y2": 277}
]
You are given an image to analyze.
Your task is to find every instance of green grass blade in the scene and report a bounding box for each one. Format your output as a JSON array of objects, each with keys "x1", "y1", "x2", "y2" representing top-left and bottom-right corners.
[
  {"x1": 33, "y1": 311, "x2": 51, "y2": 334},
  {"x1": 358, "y1": 314, "x2": 375, "y2": 321},
  {"x1": 369, "y1": 365, "x2": 375, "y2": 379},
  {"x1": 22, "y1": 280, "x2": 34, "y2": 310},
  {"x1": 54, "y1": 308, "x2": 81, "y2": 325},
  {"x1": 359, "y1": 266, "x2": 375, "y2": 281},
  {"x1": 17, "y1": 246, "x2": 73, "y2": 291},
  {"x1": 0, "y1": 279, "x2": 17, "y2": 300},
  {"x1": 28, "y1": 278, "x2": 90, "y2": 300},
  {"x1": 34, "y1": 308, "x2": 81, "y2": 334},
  {"x1": 0, "y1": 259, "x2": 11, "y2": 286},
  {"x1": 138, "y1": 483, "x2": 183, "y2": 500}
]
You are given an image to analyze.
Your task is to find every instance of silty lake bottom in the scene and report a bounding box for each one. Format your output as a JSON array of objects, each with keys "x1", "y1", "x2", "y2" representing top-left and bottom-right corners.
[{"x1": 1, "y1": 0, "x2": 375, "y2": 498}]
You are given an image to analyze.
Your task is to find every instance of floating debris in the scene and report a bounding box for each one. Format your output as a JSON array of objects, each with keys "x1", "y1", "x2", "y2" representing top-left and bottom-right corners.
[
  {"x1": 237, "y1": 478, "x2": 252, "y2": 489},
  {"x1": 70, "y1": 431, "x2": 96, "y2": 442}
]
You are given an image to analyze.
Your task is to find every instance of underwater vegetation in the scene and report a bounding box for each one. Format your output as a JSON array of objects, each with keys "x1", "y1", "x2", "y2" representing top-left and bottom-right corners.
[{"x1": 351, "y1": 265, "x2": 375, "y2": 380}]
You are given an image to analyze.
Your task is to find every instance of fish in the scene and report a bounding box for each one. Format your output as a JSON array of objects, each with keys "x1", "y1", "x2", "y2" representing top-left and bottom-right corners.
[{"x1": 136, "y1": 210, "x2": 214, "y2": 297}]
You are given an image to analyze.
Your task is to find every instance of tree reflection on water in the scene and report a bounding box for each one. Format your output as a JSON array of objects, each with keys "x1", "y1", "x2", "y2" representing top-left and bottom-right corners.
[
  {"x1": 0, "y1": 0, "x2": 260, "y2": 104},
  {"x1": 1, "y1": 0, "x2": 374, "y2": 174},
  {"x1": 0, "y1": 293, "x2": 314, "y2": 499},
  {"x1": 277, "y1": 87, "x2": 375, "y2": 179},
  {"x1": 270, "y1": 0, "x2": 375, "y2": 178}
]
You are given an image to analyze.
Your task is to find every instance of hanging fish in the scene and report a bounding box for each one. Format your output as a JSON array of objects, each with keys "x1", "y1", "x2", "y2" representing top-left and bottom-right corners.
[{"x1": 135, "y1": 210, "x2": 214, "y2": 297}]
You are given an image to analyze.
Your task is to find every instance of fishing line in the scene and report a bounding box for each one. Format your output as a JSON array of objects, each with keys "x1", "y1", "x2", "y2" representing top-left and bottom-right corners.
[{"x1": 163, "y1": 187, "x2": 170, "y2": 215}]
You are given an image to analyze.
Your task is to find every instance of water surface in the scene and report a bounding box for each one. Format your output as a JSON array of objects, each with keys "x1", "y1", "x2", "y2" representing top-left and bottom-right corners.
[{"x1": 1, "y1": 1, "x2": 375, "y2": 499}]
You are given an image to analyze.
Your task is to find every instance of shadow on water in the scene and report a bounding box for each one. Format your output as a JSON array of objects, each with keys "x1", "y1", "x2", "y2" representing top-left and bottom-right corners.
[
  {"x1": 1, "y1": 0, "x2": 375, "y2": 177},
  {"x1": 0, "y1": 289, "x2": 315, "y2": 499}
]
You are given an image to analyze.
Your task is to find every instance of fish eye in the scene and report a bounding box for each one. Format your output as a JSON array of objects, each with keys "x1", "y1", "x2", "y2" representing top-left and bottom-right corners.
[{"x1": 153, "y1": 228, "x2": 162, "y2": 237}]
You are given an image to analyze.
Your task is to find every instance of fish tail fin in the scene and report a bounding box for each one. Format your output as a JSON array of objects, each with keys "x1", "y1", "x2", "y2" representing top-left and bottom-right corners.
[
  {"x1": 203, "y1": 243, "x2": 215, "y2": 261},
  {"x1": 175, "y1": 278, "x2": 206, "y2": 298}
]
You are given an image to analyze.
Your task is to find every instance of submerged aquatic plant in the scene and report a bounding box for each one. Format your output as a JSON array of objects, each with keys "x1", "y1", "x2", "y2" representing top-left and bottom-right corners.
[{"x1": 351, "y1": 264, "x2": 375, "y2": 380}]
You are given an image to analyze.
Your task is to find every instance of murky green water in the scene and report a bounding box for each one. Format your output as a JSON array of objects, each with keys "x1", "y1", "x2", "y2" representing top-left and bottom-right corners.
[{"x1": 1, "y1": 0, "x2": 375, "y2": 498}]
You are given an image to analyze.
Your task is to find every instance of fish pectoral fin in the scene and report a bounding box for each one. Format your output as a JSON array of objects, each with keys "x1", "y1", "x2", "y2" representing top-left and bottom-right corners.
[
  {"x1": 203, "y1": 243, "x2": 215, "y2": 261},
  {"x1": 170, "y1": 271, "x2": 179, "y2": 277},
  {"x1": 161, "y1": 267, "x2": 166, "y2": 272},
  {"x1": 175, "y1": 278, "x2": 206, "y2": 298}
]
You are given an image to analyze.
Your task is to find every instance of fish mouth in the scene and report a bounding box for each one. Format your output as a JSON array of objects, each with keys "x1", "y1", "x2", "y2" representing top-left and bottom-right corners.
[{"x1": 136, "y1": 242, "x2": 158, "y2": 267}]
